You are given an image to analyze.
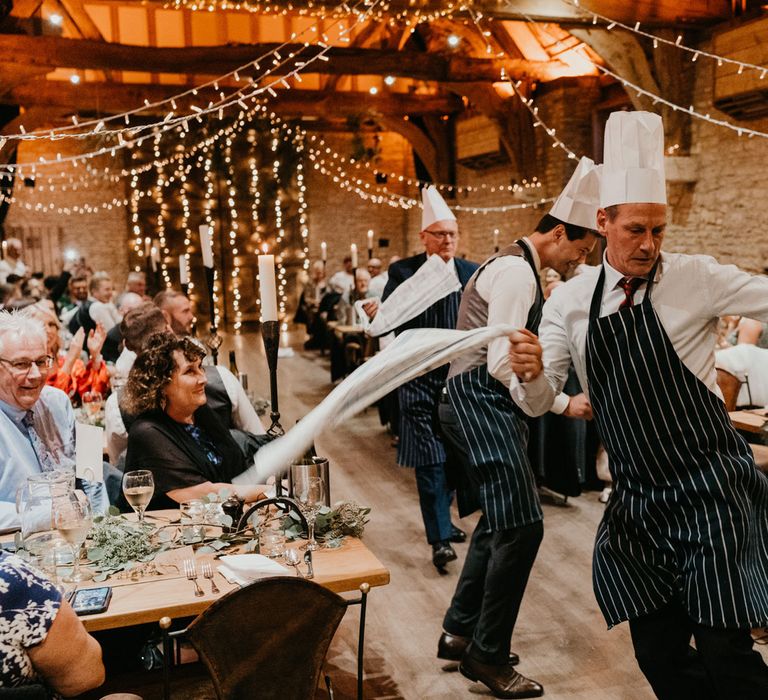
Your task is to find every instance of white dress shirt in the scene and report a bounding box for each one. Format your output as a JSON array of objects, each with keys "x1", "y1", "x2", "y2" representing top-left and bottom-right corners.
[
  {"x1": 511, "y1": 252, "x2": 768, "y2": 416},
  {"x1": 472, "y1": 239, "x2": 570, "y2": 413},
  {"x1": 328, "y1": 271, "x2": 354, "y2": 294}
]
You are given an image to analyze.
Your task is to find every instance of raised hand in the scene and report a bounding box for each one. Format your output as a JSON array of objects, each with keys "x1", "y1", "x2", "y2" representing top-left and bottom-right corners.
[
  {"x1": 564, "y1": 393, "x2": 593, "y2": 420},
  {"x1": 87, "y1": 323, "x2": 107, "y2": 359}
]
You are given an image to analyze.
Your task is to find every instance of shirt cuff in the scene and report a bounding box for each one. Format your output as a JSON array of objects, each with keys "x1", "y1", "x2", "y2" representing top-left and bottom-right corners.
[{"x1": 550, "y1": 392, "x2": 570, "y2": 415}]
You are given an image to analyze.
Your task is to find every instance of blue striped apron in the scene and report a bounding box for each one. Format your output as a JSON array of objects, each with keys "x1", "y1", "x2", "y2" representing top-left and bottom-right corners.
[
  {"x1": 586, "y1": 262, "x2": 768, "y2": 628},
  {"x1": 445, "y1": 243, "x2": 543, "y2": 531},
  {"x1": 396, "y1": 289, "x2": 461, "y2": 468}
]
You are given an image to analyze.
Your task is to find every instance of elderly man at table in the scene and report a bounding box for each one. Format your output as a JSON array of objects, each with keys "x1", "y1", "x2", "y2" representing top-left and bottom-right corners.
[
  {"x1": 0, "y1": 310, "x2": 109, "y2": 528},
  {"x1": 105, "y1": 303, "x2": 265, "y2": 465},
  {"x1": 509, "y1": 111, "x2": 768, "y2": 699}
]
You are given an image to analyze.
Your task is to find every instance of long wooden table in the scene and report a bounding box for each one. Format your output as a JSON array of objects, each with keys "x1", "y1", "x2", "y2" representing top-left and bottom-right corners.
[
  {"x1": 730, "y1": 410, "x2": 768, "y2": 434},
  {"x1": 79, "y1": 536, "x2": 389, "y2": 632}
]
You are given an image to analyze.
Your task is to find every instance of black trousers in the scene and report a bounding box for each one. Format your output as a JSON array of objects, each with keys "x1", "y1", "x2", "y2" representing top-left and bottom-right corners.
[
  {"x1": 439, "y1": 397, "x2": 543, "y2": 665},
  {"x1": 629, "y1": 598, "x2": 768, "y2": 700}
]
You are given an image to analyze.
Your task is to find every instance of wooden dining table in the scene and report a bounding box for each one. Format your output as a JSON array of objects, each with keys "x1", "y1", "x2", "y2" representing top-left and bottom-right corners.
[
  {"x1": 49, "y1": 511, "x2": 390, "y2": 633},
  {"x1": 730, "y1": 409, "x2": 768, "y2": 434}
]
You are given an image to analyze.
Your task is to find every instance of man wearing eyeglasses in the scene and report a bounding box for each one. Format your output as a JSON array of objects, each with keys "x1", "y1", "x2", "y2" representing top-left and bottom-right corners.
[
  {"x1": 382, "y1": 186, "x2": 479, "y2": 570},
  {"x1": 0, "y1": 310, "x2": 106, "y2": 528}
]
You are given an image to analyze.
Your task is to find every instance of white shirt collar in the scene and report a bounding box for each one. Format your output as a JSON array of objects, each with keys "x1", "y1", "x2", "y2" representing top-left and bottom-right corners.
[
  {"x1": 428, "y1": 253, "x2": 457, "y2": 276},
  {"x1": 519, "y1": 237, "x2": 541, "y2": 275},
  {"x1": 602, "y1": 252, "x2": 664, "y2": 289}
]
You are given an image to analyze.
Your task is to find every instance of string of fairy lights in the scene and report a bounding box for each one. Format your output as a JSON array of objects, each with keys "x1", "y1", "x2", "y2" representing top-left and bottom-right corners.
[{"x1": 223, "y1": 133, "x2": 243, "y2": 331}]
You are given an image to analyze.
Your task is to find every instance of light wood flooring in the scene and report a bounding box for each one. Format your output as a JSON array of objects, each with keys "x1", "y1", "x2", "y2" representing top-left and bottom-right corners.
[{"x1": 212, "y1": 329, "x2": 768, "y2": 700}]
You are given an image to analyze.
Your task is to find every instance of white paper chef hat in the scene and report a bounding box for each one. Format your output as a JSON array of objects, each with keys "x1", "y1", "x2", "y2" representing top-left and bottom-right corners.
[
  {"x1": 421, "y1": 185, "x2": 456, "y2": 230},
  {"x1": 548, "y1": 157, "x2": 601, "y2": 229},
  {"x1": 600, "y1": 111, "x2": 666, "y2": 208}
]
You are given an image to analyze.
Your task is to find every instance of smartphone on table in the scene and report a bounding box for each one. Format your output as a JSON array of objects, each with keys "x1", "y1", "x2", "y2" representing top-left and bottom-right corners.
[{"x1": 68, "y1": 586, "x2": 112, "y2": 615}]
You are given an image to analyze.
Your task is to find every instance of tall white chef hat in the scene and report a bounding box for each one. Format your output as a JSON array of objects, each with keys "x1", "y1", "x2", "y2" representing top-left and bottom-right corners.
[
  {"x1": 548, "y1": 156, "x2": 601, "y2": 230},
  {"x1": 600, "y1": 110, "x2": 666, "y2": 208},
  {"x1": 421, "y1": 185, "x2": 456, "y2": 230}
]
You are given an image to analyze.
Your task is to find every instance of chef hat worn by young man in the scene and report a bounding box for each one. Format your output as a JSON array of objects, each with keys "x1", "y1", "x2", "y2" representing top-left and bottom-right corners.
[
  {"x1": 600, "y1": 111, "x2": 666, "y2": 208},
  {"x1": 421, "y1": 185, "x2": 456, "y2": 231},
  {"x1": 548, "y1": 156, "x2": 602, "y2": 230}
]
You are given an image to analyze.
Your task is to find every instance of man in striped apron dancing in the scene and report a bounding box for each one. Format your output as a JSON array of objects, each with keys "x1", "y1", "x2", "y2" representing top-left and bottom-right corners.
[
  {"x1": 510, "y1": 111, "x2": 768, "y2": 699},
  {"x1": 382, "y1": 186, "x2": 479, "y2": 570},
  {"x1": 437, "y1": 158, "x2": 599, "y2": 699}
]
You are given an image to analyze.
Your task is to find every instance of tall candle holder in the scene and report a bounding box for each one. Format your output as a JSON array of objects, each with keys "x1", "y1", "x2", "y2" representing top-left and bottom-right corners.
[{"x1": 261, "y1": 319, "x2": 286, "y2": 496}]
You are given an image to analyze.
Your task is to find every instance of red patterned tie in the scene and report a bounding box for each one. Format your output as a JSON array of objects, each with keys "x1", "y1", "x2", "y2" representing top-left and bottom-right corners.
[{"x1": 618, "y1": 277, "x2": 643, "y2": 309}]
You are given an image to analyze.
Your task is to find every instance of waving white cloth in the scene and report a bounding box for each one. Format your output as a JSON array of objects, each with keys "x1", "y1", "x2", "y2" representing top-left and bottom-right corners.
[
  {"x1": 354, "y1": 254, "x2": 461, "y2": 337},
  {"x1": 243, "y1": 323, "x2": 515, "y2": 482}
]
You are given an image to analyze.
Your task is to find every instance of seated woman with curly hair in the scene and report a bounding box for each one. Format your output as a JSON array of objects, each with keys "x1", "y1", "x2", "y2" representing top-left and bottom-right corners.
[{"x1": 122, "y1": 333, "x2": 267, "y2": 508}]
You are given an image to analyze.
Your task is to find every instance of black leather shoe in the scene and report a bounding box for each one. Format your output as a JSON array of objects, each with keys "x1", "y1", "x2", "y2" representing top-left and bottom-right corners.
[
  {"x1": 432, "y1": 542, "x2": 457, "y2": 569},
  {"x1": 450, "y1": 525, "x2": 467, "y2": 543},
  {"x1": 459, "y1": 656, "x2": 543, "y2": 699},
  {"x1": 437, "y1": 632, "x2": 519, "y2": 666}
]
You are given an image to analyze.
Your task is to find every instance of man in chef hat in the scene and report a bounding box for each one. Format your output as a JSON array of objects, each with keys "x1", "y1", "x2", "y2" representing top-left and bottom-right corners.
[
  {"x1": 510, "y1": 111, "x2": 768, "y2": 698},
  {"x1": 437, "y1": 157, "x2": 599, "y2": 699},
  {"x1": 382, "y1": 186, "x2": 479, "y2": 571}
]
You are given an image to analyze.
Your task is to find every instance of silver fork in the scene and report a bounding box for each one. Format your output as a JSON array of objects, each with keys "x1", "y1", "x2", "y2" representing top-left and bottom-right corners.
[
  {"x1": 184, "y1": 559, "x2": 204, "y2": 597},
  {"x1": 201, "y1": 561, "x2": 220, "y2": 594}
]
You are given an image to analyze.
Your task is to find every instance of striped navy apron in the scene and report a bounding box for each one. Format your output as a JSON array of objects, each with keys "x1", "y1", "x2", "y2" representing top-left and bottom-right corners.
[
  {"x1": 396, "y1": 288, "x2": 461, "y2": 468},
  {"x1": 586, "y1": 262, "x2": 768, "y2": 629},
  {"x1": 445, "y1": 242, "x2": 543, "y2": 531}
]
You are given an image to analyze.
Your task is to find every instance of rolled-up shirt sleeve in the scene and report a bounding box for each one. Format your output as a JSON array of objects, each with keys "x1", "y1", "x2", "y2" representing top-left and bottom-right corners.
[{"x1": 510, "y1": 285, "x2": 574, "y2": 416}]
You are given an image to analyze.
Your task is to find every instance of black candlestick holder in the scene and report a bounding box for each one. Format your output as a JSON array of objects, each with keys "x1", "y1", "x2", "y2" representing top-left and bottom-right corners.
[
  {"x1": 203, "y1": 266, "x2": 222, "y2": 365},
  {"x1": 261, "y1": 319, "x2": 286, "y2": 496}
]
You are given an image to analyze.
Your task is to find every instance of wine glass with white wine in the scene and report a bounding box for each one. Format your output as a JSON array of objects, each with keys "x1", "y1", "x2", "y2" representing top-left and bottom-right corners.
[
  {"x1": 54, "y1": 490, "x2": 93, "y2": 583},
  {"x1": 122, "y1": 470, "x2": 154, "y2": 523},
  {"x1": 290, "y1": 461, "x2": 327, "y2": 551}
]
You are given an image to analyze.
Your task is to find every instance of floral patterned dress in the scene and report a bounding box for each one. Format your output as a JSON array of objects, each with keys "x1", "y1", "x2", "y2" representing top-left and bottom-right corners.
[{"x1": 0, "y1": 552, "x2": 61, "y2": 688}]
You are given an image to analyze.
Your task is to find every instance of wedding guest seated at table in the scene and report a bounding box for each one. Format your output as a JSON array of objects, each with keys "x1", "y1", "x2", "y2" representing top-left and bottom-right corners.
[
  {"x1": 101, "y1": 291, "x2": 143, "y2": 364},
  {"x1": 0, "y1": 310, "x2": 109, "y2": 528},
  {"x1": 106, "y1": 305, "x2": 265, "y2": 465},
  {"x1": 335, "y1": 268, "x2": 374, "y2": 326},
  {"x1": 0, "y1": 551, "x2": 105, "y2": 695},
  {"x1": 295, "y1": 261, "x2": 328, "y2": 350},
  {"x1": 122, "y1": 333, "x2": 268, "y2": 508},
  {"x1": 154, "y1": 288, "x2": 194, "y2": 336},
  {"x1": 28, "y1": 303, "x2": 109, "y2": 405}
]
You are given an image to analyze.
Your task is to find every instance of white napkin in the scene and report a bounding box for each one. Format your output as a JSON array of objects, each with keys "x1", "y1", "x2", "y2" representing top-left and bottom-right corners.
[
  {"x1": 242, "y1": 323, "x2": 516, "y2": 482},
  {"x1": 217, "y1": 554, "x2": 290, "y2": 586},
  {"x1": 360, "y1": 254, "x2": 461, "y2": 337}
]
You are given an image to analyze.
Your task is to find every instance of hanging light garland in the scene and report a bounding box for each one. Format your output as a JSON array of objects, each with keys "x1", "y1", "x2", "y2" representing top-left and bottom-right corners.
[
  {"x1": 201, "y1": 142, "x2": 222, "y2": 328},
  {"x1": 153, "y1": 134, "x2": 172, "y2": 288},
  {"x1": 223, "y1": 133, "x2": 243, "y2": 332},
  {"x1": 564, "y1": 0, "x2": 768, "y2": 80}
]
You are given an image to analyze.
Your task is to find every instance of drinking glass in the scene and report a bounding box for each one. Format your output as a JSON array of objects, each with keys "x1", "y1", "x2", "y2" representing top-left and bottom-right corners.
[
  {"x1": 122, "y1": 470, "x2": 154, "y2": 523},
  {"x1": 54, "y1": 490, "x2": 93, "y2": 583},
  {"x1": 81, "y1": 391, "x2": 104, "y2": 424},
  {"x1": 180, "y1": 500, "x2": 206, "y2": 541},
  {"x1": 290, "y1": 461, "x2": 327, "y2": 551}
]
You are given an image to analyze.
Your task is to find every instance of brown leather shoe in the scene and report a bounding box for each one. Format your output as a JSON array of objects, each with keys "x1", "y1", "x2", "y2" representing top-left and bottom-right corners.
[
  {"x1": 437, "y1": 632, "x2": 519, "y2": 666},
  {"x1": 459, "y1": 655, "x2": 543, "y2": 699}
]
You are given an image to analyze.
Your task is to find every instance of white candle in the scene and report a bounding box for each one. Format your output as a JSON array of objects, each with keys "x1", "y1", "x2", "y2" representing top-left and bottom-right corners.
[
  {"x1": 199, "y1": 224, "x2": 214, "y2": 268},
  {"x1": 258, "y1": 254, "x2": 278, "y2": 322},
  {"x1": 149, "y1": 247, "x2": 158, "y2": 272},
  {"x1": 320, "y1": 241, "x2": 327, "y2": 261},
  {"x1": 179, "y1": 255, "x2": 189, "y2": 285},
  {"x1": 144, "y1": 237, "x2": 151, "y2": 258},
  {"x1": 493, "y1": 228, "x2": 499, "y2": 250},
  {"x1": 350, "y1": 243, "x2": 358, "y2": 268},
  {"x1": 367, "y1": 229, "x2": 374, "y2": 251}
]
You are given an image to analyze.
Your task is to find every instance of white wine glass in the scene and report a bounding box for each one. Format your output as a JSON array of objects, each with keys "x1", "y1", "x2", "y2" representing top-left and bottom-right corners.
[
  {"x1": 54, "y1": 490, "x2": 93, "y2": 583},
  {"x1": 122, "y1": 470, "x2": 154, "y2": 523},
  {"x1": 290, "y1": 463, "x2": 327, "y2": 551}
]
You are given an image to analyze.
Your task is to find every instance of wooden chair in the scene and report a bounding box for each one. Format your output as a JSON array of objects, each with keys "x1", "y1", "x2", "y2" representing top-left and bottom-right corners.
[{"x1": 160, "y1": 576, "x2": 370, "y2": 700}]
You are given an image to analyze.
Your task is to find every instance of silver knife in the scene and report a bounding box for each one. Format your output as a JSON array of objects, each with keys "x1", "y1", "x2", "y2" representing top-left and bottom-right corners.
[{"x1": 303, "y1": 549, "x2": 314, "y2": 579}]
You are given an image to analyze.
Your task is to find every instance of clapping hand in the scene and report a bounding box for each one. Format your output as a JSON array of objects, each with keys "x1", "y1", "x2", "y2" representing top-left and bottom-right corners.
[
  {"x1": 564, "y1": 393, "x2": 593, "y2": 420},
  {"x1": 508, "y1": 329, "x2": 543, "y2": 382},
  {"x1": 362, "y1": 299, "x2": 379, "y2": 319}
]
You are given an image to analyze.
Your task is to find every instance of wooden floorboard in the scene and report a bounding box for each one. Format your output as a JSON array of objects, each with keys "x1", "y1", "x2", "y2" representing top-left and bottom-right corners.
[{"x1": 200, "y1": 329, "x2": 768, "y2": 699}]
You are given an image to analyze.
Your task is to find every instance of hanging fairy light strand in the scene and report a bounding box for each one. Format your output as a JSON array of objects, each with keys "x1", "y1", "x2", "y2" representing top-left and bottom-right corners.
[
  {"x1": 222, "y1": 133, "x2": 243, "y2": 332},
  {"x1": 201, "y1": 142, "x2": 222, "y2": 328},
  {"x1": 153, "y1": 134, "x2": 172, "y2": 288},
  {"x1": 563, "y1": 0, "x2": 768, "y2": 80}
]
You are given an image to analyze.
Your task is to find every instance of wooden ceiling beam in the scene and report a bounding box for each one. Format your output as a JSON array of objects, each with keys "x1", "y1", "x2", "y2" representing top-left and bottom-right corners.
[
  {"x1": 2, "y1": 80, "x2": 464, "y2": 117},
  {"x1": 0, "y1": 33, "x2": 570, "y2": 82}
]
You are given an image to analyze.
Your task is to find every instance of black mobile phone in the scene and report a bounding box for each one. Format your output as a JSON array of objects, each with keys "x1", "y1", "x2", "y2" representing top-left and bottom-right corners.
[{"x1": 69, "y1": 586, "x2": 112, "y2": 616}]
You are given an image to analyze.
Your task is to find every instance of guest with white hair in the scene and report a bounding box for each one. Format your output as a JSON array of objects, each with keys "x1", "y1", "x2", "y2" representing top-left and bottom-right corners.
[{"x1": 0, "y1": 238, "x2": 28, "y2": 283}]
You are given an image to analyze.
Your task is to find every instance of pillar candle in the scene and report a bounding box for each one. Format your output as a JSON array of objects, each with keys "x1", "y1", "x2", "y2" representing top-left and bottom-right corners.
[
  {"x1": 149, "y1": 247, "x2": 157, "y2": 272},
  {"x1": 320, "y1": 241, "x2": 327, "y2": 261},
  {"x1": 258, "y1": 254, "x2": 278, "y2": 322},
  {"x1": 350, "y1": 243, "x2": 358, "y2": 268},
  {"x1": 199, "y1": 224, "x2": 214, "y2": 268},
  {"x1": 179, "y1": 255, "x2": 189, "y2": 285},
  {"x1": 493, "y1": 229, "x2": 499, "y2": 250},
  {"x1": 367, "y1": 229, "x2": 374, "y2": 253},
  {"x1": 144, "y1": 237, "x2": 151, "y2": 258}
]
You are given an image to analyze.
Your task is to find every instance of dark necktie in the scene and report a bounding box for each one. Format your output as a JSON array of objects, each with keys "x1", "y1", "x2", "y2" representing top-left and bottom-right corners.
[
  {"x1": 618, "y1": 277, "x2": 644, "y2": 310},
  {"x1": 22, "y1": 410, "x2": 57, "y2": 472}
]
